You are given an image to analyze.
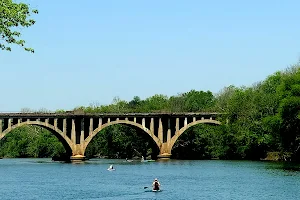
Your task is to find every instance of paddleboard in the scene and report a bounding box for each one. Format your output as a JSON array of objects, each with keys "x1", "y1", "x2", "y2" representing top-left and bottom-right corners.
[
  {"x1": 107, "y1": 168, "x2": 115, "y2": 171},
  {"x1": 152, "y1": 189, "x2": 161, "y2": 192}
]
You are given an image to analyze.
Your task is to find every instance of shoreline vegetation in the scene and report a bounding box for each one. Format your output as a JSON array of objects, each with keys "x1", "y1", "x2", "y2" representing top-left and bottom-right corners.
[{"x1": 1, "y1": 62, "x2": 300, "y2": 162}]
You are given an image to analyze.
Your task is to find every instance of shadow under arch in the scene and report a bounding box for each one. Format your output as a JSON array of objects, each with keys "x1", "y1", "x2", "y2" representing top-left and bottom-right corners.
[
  {"x1": 0, "y1": 122, "x2": 73, "y2": 157},
  {"x1": 169, "y1": 119, "x2": 221, "y2": 151},
  {"x1": 83, "y1": 120, "x2": 161, "y2": 157}
]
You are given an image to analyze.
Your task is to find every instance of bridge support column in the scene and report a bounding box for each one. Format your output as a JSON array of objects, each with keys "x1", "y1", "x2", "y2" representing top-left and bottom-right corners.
[
  {"x1": 157, "y1": 117, "x2": 172, "y2": 159},
  {"x1": 69, "y1": 119, "x2": 86, "y2": 162},
  {"x1": 0, "y1": 119, "x2": 2, "y2": 134}
]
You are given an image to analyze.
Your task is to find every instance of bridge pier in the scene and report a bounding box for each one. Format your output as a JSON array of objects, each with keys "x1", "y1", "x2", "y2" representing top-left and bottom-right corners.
[
  {"x1": 70, "y1": 144, "x2": 86, "y2": 161},
  {"x1": 157, "y1": 142, "x2": 172, "y2": 159},
  {"x1": 157, "y1": 153, "x2": 172, "y2": 159},
  {"x1": 70, "y1": 155, "x2": 86, "y2": 161}
]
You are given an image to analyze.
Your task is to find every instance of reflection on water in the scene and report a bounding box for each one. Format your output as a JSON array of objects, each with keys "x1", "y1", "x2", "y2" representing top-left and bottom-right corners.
[
  {"x1": 276, "y1": 162, "x2": 300, "y2": 171},
  {"x1": 0, "y1": 158, "x2": 300, "y2": 200}
]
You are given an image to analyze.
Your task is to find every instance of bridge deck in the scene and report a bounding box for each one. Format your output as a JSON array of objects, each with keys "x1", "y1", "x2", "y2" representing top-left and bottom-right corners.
[{"x1": 0, "y1": 112, "x2": 224, "y2": 118}]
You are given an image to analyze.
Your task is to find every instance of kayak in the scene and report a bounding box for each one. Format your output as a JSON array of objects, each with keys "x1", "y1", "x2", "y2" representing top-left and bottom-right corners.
[
  {"x1": 152, "y1": 189, "x2": 161, "y2": 192},
  {"x1": 107, "y1": 168, "x2": 115, "y2": 171},
  {"x1": 141, "y1": 160, "x2": 155, "y2": 162}
]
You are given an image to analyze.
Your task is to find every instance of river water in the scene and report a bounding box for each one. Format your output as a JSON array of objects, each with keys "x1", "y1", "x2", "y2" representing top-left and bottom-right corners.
[{"x1": 0, "y1": 158, "x2": 300, "y2": 200}]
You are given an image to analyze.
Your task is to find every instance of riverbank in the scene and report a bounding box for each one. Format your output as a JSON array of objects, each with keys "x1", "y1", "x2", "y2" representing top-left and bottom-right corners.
[{"x1": 262, "y1": 152, "x2": 293, "y2": 162}]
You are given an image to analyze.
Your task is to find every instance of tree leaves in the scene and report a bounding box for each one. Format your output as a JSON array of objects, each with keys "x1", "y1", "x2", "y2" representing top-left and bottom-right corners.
[
  {"x1": 276, "y1": 67, "x2": 300, "y2": 156},
  {"x1": 0, "y1": 0, "x2": 38, "y2": 52},
  {"x1": 0, "y1": 126, "x2": 64, "y2": 158}
]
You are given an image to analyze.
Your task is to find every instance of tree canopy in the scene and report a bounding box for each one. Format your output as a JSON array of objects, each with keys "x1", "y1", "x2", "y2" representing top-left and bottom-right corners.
[{"x1": 0, "y1": 0, "x2": 38, "y2": 52}]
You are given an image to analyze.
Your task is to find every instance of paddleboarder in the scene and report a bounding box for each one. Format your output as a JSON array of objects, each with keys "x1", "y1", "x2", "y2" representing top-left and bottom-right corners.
[
  {"x1": 107, "y1": 165, "x2": 115, "y2": 171},
  {"x1": 152, "y1": 178, "x2": 160, "y2": 191}
]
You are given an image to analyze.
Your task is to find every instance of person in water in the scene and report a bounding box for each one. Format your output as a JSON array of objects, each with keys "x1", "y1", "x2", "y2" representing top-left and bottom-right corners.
[{"x1": 152, "y1": 178, "x2": 160, "y2": 190}]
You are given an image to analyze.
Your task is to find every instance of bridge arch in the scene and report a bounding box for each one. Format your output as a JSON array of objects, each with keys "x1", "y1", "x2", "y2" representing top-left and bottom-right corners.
[
  {"x1": 0, "y1": 121, "x2": 73, "y2": 155},
  {"x1": 169, "y1": 119, "x2": 221, "y2": 152},
  {"x1": 83, "y1": 120, "x2": 161, "y2": 153}
]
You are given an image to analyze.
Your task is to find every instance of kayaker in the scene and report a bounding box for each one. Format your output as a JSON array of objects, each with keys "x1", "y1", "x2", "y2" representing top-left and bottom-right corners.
[
  {"x1": 152, "y1": 178, "x2": 160, "y2": 191},
  {"x1": 109, "y1": 165, "x2": 113, "y2": 170}
]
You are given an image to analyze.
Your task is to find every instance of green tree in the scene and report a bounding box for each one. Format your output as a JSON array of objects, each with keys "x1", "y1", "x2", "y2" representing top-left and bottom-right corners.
[
  {"x1": 85, "y1": 124, "x2": 157, "y2": 159},
  {"x1": 142, "y1": 94, "x2": 169, "y2": 112},
  {"x1": 0, "y1": 0, "x2": 38, "y2": 52},
  {"x1": 168, "y1": 94, "x2": 185, "y2": 112},
  {"x1": 277, "y1": 65, "x2": 300, "y2": 159},
  {"x1": 0, "y1": 126, "x2": 65, "y2": 158},
  {"x1": 128, "y1": 96, "x2": 143, "y2": 112},
  {"x1": 183, "y1": 90, "x2": 215, "y2": 112},
  {"x1": 214, "y1": 85, "x2": 237, "y2": 112}
]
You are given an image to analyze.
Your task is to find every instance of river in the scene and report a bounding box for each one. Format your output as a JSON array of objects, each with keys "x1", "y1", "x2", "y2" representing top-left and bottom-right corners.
[{"x1": 0, "y1": 158, "x2": 299, "y2": 199}]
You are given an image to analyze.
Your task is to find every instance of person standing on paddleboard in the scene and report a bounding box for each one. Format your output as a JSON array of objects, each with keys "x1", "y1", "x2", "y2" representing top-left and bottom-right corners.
[
  {"x1": 108, "y1": 165, "x2": 115, "y2": 170},
  {"x1": 152, "y1": 178, "x2": 160, "y2": 191}
]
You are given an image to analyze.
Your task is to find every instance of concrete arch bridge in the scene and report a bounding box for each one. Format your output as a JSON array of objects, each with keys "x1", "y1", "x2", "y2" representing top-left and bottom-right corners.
[{"x1": 0, "y1": 112, "x2": 223, "y2": 161}]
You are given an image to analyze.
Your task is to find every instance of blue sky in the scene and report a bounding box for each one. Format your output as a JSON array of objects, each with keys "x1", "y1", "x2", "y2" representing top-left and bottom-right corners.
[{"x1": 1, "y1": 0, "x2": 300, "y2": 111}]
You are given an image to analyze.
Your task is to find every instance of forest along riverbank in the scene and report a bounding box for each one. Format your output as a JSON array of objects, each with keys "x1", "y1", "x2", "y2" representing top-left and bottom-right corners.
[{"x1": 1, "y1": 64, "x2": 300, "y2": 162}]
